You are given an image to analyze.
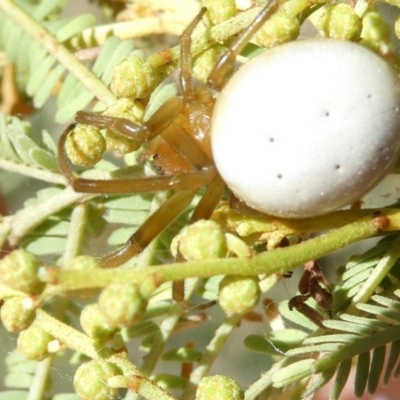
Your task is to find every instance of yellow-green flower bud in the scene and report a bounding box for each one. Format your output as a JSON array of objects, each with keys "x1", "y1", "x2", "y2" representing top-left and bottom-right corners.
[
  {"x1": 73, "y1": 360, "x2": 120, "y2": 400},
  {"x1": 253, "y1": 12, "x2": 300, "y2": 49},
  {"x1": 219, "y1": 275, "x2": 260, "y2": 315},
  {"x1": 65, "y1": 124, "x2": 106, "y2": 167},
  {"x1": 193, "y1": 45, "x2": 227, "y2": 83},
  {"x1": 105, "y1": 129, "x2": 142, "y2": 154},
  {"x1": 111, "y1": 55, "x2": 162, "y2": 99},
  {"x1": 318, "y1": 4, "x2": 362, "y2": 41},
  {"x1": 1, "y1": 297, "x2": 35, "y2": 332},
  {"x1": 104, "y1": 99, "x2": 145, "y2": 154},
  {"x1": 176, "y1": 220, "x2": 227, "y2": 261},
  {"x1": 17, "y1": 325, "x2": 53, "y2": 360},
  {"x1": 0, "y1": 249, "x2": 45, "y2": 295},
  {"x1": 196, "y1": 375, "x2": 244, "y2": 400},
  {"x1": 204, "y1": 0, "x2": 237, "y2": 25},
  {"x1": 98, "y1": 283, "x2": 147, "y2": 328},
  {"x1": 80, "y1": 303, "x2": 118, "y2": 341},
  {"x1": 361, "y1": 10, "x2": 391, "y2": 54}
]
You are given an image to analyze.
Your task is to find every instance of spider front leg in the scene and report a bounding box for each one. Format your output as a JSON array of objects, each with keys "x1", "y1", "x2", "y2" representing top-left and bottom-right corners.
[
  {"x1": 59, "y1": 97, "x2": 216, "y2": 195},
  {"x1": 288, "y1": 261, "x2": 333, "y2": 328},
  {"x1": 58, "y1": 100, "x2": 218, "y2": 270}
]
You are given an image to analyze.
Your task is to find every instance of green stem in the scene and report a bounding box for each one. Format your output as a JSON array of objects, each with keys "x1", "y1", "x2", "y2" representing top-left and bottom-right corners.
[
  {"x1": 62, "y1": 202, "x2": 90, "y2": 265},
  {"x1": 34, "y1": 309, "x2": 176, "y2": 400},
  {"x1": 125, "y1": 279, "x2": 200, "y2": 400},
  {"x1": 27, "y1": 357, "x2": 53, "y2": 400},
  {"x1": 148, "y1": 5, "x2": 271, "y2": 72},
  {"x1": 0, "y1": 159, "x2": 66, "y2": 185},
  {"x1": 57, "y1": 209, "x2": 400, "y2": 291},
  {"x1": 244, "y1": 359, "x2": 287, "y2": 400},
  {"x1": 181, "y1": 313, "x2": 243, "y2": 400},
  {"x1": 0, "y1": 0, "x2": 116, "y2": 106},
  {"x1": 6, "y1": 187, "x2": 96, "y2": 246}
]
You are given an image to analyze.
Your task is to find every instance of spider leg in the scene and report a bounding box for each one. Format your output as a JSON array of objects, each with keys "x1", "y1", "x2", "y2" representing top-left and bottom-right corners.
[
  {"x1": 179, "y1": 7, "x2": 207, "y2": 102},
  {"x1": 59, "y1": 124, "x2": 216, "y2": 194},
  {"x1": 100, "y1": 189, "x2": 197, "y2": 268},
  {"x1": 207, "y1": 0, "x2": 278, "y2": 91},
  {"x1": 75, "y1": 97, "x2": 183, "y2": 142},
  {"x1": 173, "y1": 174, "x2": 225, "y2": 302}
]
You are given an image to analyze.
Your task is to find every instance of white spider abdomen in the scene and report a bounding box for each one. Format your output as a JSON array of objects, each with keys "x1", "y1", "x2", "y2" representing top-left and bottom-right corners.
[{"x1": 211, "y1": 39, "x2": 400, "y2": 218}]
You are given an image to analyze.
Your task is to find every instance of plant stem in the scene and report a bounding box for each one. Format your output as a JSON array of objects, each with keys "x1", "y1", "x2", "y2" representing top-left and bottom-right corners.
[
  {"x1": 181, "y1": 313, "x2": 243, "y2": 400},
  {"x1": 0, "y1": 158, "x2": 66, "y2": 185},
  {"x1": 62, "y1": 202, "x2": 90, "y2": 265},
  {"x1": 5, "y1": 187, "x2": 96, "y2": 246},
  {"x1": 0, "y1": 0, "x2": 116, "y2": 106},
  {"x1": 35, "y1": 309, "x2": 176, "y2": 400},
  {"x1": 27, "y1": 357, "x2": 53, "y2": 400},
  {"x1": 148, "y1": 5, "x2": 271, "y2": 72},
  {"x1": 57, "y1": 209, "x2": 400, "y2": 291},
  {"x1": 244, "y1": 359, "x2": 288, "y2": 400},
  {"x1": 125, "y1": 279, "x2": 200, "y2": 400}
]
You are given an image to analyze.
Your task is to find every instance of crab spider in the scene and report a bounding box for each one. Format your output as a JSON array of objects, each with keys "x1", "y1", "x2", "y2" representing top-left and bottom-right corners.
[{"x1": 59, "y1": 1, "x2": 400, "y2": 303}]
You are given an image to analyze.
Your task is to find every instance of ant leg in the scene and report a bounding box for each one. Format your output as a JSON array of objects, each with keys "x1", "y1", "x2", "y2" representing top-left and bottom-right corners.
[
  {"x1": 179, "y1": 7, "x2": 207, "y2": 102},
  {"x1": 100, "y1": 190, "x2": 197, "y2": 268},
  {"x1": 207, "y1": 0, "x2": 278, "y2": 91}
]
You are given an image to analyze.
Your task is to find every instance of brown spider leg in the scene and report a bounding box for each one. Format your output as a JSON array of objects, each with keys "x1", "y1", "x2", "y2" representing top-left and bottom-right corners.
[
  {"x1": 207, "y1": 0, "x2": 278, "y2": 91},
  {"x1": 179, "y1": 7, "x2": 207, "y2": 102},
  {"x1": 58, "y1": 125, "x2": 216, "y2": 194},
  {"x1": 173, "y1": 174, "x2": 225, "y2": 302},
  {"x1": 75, "y1": 97, "x2": 183, "y2": 142},
  {"x1": 100, "y1": 189, "x2": 197, "y2": 268}
]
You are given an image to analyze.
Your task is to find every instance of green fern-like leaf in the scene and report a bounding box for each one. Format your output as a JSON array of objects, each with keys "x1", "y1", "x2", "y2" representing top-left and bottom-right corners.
[
  {"x1": 275, "y1": 291, "x2": 400, "y2": 399},
  {"x1": 0, "y1": 114, "x2": 59, "y2": 173},
  {"x1": 0, "y1": 1, "x2": 138, "y2": 122}
]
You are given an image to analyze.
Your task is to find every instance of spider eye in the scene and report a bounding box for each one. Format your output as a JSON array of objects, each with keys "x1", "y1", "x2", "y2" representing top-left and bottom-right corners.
[{"x1": 211, "y1": 39, "x2": 400, "y2": 218}]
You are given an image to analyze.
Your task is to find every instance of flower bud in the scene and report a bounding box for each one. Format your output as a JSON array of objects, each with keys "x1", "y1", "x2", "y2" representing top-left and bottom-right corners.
[
  {"x1": 193, "y1": 45, "x2": 227, "y2": 83},
  {"x1": 361, "y1": 11, "x2": 391, "y2": 54},
  {"x1": 175, "y1": 220, "x2": 227, "y2": 261},
  {"x1": 1, "y1": 297, "x2": 35, "y2": 332},
  {"x1": 17, "y1": 325, "x2": 53, "y2": 360},
  {"x1": 80, "y1": 303, "x2": 118, "y2": 341},
  {"x1": 204, "y1": 0, "x2": 237, "y2": 25},
  {"x1": 73, "y1": 360, "x2": 120, "y2": 400},
  {"x1": 104, "y1": 99, "x2": 145, "y2": 154},
  {"x1": 318, "y1": 4, "x2": 362, "y2": 41},
  {"x1": 0, "y1": 249, "x2": 45, "y2": 295},
  {"x1": 111, "y1": 55, "x2": 162, "y2": 99},
  {"x1": 253, "y1": 12, "x2": 300, "y2": 49},
  {"x1": 219, "y1": 275, "x2": 260, "y2": 315},
  {"x1": 65, "y1": 124, "x2": 106, "y2": 167},
  {"x1": 196, "y1": 375, "x2": 244, "y2": 400},
  {"x1": 98, "y1": 283, "x2": 147, "y2": 328}
]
